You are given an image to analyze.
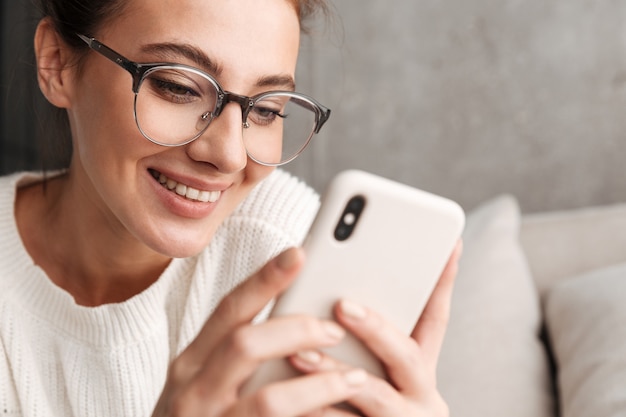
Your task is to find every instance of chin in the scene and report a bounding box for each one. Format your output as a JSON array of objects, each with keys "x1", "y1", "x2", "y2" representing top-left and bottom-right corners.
[
  {"x1": 154, "y1": 239, "x2": 208, "y2": 259},
  {"x1": 137, "y1": 224, "x2": 216, "y2": 259}
]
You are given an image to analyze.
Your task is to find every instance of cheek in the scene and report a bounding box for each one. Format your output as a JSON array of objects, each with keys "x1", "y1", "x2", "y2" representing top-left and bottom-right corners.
[
  {"x1": 214, "y1": 163, "x2": 275, "y2": 224},
  {"x1": 70, "y1": 74, "x2": 144, "y2": 165},
  {"x1": 72, "y1": 59, "x2": 136, "y2": 136},
  {"x1": 238, "y1": 162, "x2": 275, "y2": 201},
  {"x1": 246, "y1": 162, "x2": 274, "y2": 184}
]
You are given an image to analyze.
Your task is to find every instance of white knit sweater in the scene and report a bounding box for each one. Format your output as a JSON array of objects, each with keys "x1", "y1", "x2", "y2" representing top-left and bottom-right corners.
[{"x1": 0, "y1": 169, "x2": 320, "y2": 417}]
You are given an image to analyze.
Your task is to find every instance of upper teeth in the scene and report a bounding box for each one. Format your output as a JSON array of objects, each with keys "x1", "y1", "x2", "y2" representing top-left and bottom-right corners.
[{"x1": 152, "y1": 171, "x2": 221, "y2": 203}]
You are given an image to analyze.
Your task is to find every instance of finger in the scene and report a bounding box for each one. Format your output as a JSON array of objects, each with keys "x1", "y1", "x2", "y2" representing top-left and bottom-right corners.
[
  {"x1": 333, "y1": 298, "x2": 427, "y2": 392},
  {"x1": 347, "y1": 376, "x2": 409, "y2": 417},
  {"x1": 411, "y1": 239, "x2": 463, "y2": 363},
  {"x1": 291, "y1": 347, "x2": 448, "y2": 417},
  {"x1": 346, "y1": 374, "x2": 448, "y2": 417},
  {"x1": 289, "y1": 349, "x2": 350, "y2": 374},
  {"x1": 229, "y1": 370, "x2": 368, "y2": 417},
  {"x1": 300, "y1": 410, "x2": 355, "y2": 417},
  {"x1": 197, "y1": 316, "x2": 345, "y2": 394},
  {"x1": 178, "y1": 248, "x2": 305, "y2": 378},
  {"x1": 291, "y1": 351, "x2": 413, "y2": 417}
]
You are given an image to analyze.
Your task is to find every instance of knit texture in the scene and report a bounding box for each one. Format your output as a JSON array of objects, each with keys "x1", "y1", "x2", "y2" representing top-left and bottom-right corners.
[{"x1": 0, "y1": 169, "x2": 320, "y2": 417}]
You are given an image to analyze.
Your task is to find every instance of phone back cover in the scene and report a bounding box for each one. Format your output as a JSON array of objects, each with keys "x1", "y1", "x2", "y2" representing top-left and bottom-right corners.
[{"x1": 242, "y1": 170, "x2": 465, "y2": 394}]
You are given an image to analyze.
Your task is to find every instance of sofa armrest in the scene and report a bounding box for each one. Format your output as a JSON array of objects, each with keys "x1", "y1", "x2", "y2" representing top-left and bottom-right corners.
[{"x1": 520, "y1": 202, "x2": 626, "y2": 298}]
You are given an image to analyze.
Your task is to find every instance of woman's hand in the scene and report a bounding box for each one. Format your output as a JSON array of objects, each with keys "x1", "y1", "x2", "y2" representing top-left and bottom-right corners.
[
  {"x1": 289, "y1": 240, "x2": 463, "y2": 416},
  {"x1": 152, "y1": 247, "x2": 370, "y2": 417}
]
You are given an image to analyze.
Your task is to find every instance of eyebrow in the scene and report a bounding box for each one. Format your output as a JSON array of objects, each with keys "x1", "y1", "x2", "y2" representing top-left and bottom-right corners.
[
  {"x1": 256, "y1": 74, "x2": 296, "y2": 92},
  {"x1": 141, "y1": 43, "x2": 223, "y2": 76},
  {"x1": 141, "y1": 43, "x2": 296, "y2": 91}
]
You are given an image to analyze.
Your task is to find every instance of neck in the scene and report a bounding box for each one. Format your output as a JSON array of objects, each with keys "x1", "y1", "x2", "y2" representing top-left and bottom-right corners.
[{"x1": 16, "y1": 172, "x2": 171, "y2": 307}]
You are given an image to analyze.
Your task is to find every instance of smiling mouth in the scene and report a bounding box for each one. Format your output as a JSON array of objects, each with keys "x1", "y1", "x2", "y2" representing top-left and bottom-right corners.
[{"x1": 150, "y1": 169, "x2": 221, "y2": 203}]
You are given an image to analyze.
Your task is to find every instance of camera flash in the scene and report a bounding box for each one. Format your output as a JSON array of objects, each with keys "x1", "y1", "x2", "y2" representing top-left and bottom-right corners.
[{"x1": 343, "y1": 212, "x2": 356, "y2": 226}]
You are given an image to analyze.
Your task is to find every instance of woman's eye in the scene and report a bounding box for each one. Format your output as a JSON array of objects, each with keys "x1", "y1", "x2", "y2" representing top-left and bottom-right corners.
[
  {"x1": 250, "y1": 105, "x2": 286, "y2": 126},
  {"x1": 147, "y1": 77, "x2": 200, "y2": 103}
]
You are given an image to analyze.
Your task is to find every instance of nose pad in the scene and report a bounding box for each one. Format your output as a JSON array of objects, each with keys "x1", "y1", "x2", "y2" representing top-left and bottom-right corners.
[{"x1": 196, "y1": 111, "x2": 213, "y2": 133}]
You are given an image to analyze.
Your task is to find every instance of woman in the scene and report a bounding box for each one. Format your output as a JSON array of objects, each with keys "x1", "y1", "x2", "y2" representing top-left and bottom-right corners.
[{"x1": 0, "y1": 0, "x2": 462, "y2": 415}]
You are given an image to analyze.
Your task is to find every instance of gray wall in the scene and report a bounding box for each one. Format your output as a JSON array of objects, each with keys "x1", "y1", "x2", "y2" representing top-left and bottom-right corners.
[
  {"x1": 3, "y1": 1, "x2": 626, "y2": 213},
  {"x1": 288, "y1": 1, "x2": 626, "y2": 213}
]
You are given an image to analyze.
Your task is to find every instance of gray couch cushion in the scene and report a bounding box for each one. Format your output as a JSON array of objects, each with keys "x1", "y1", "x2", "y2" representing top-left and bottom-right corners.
[
  {"x1": 438, "y1": 195, "x2": 555, "y2": 417},
  {"x1": 546, "y1": 262, "x2": 626, "y2": 417}
]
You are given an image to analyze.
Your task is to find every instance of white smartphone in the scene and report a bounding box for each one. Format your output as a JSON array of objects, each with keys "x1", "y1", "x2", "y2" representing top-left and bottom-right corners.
[{"x1": 242, "y1": 169, "x2": 465, "y2": 394}]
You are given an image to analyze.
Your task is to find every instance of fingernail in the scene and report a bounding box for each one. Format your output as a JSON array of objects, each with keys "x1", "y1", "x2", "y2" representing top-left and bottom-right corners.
[
  {"x1": 296, "y1": 349, "x2": 322, "y2": 365},
  {"x1": 344, "y1": 369, "x2": 368, "y2": 386},
  {"x1": 323, "y1": 321, "x2": 346, "y2": 340},
  {"x1": 339, "y1": 299, "x2": 367, "y2": 320},
  {"x1": 276, "y1": 248, "x2": 298, "y2": 270}
]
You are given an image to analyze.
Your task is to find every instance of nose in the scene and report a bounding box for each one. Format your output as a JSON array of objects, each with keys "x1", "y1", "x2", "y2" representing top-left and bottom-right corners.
[{"x1": 185, "y1": 102, "x2": 248, "y2": 173}]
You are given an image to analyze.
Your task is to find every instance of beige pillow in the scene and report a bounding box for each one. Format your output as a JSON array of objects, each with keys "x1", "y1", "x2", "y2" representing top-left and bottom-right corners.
[
  {"x1": 437, "y1": 195, "x2": 555, "y2": 417},
  {"x1": 545, "y1": 263, "x2": 626, "y2": 417}
]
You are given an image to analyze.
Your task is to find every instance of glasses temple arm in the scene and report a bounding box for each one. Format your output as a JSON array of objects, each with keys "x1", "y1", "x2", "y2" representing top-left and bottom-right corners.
[{"x1": 76, "y1": 34, "x2": 139, "y2": 77}]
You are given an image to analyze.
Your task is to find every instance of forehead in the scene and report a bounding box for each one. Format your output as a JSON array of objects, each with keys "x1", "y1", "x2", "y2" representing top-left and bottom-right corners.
[{"x1": 100, "y1": 0, "x2": 301, "y2": 79}]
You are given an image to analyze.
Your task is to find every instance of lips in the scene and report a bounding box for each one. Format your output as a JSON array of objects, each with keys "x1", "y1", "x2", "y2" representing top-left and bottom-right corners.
[{"x1": 150, "y1": 169, "x2": 221, "y2": 203}]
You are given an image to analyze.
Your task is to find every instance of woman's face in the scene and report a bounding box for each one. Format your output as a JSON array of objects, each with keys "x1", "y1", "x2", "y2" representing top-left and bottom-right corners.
[{"x1": 65, "y1": 0, "x2": 301, "y2": 257}]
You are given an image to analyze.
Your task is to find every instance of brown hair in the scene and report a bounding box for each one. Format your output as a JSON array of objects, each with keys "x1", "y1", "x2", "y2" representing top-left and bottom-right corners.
[
  {"x1": 37, "y1": 0, "x2": 329, "y2": 53},
  {"x1": 292, "y1": 0, "x2": 331, "y2": 33}
]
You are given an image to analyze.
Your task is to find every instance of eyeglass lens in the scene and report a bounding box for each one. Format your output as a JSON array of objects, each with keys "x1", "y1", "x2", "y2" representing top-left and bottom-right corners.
[{"x1": 134, "y1": 66, "x2": 318, "y2": 165}]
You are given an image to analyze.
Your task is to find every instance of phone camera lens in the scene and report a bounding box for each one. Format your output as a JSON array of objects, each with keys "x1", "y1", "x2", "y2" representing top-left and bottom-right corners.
[
  {"x1": 334, "y1": 195, "x2": 366, "y2": 242},
  {"x1": 348, "y1": 197, "x2": 365, "y2": 211},
  {"x1": 335, "y1": 225, "x2": 350, "y2": 240}
]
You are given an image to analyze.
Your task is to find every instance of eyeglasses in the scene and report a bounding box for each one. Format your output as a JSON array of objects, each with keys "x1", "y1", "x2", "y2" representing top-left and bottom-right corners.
[{"x1": 76, "y1": 34, "x2": 331, "y2": 166}]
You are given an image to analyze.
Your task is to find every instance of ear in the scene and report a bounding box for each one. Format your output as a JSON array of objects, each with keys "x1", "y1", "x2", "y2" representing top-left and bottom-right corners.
[{"x1": 34, "y1": 18, "x2": 75, "y2": 109}]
